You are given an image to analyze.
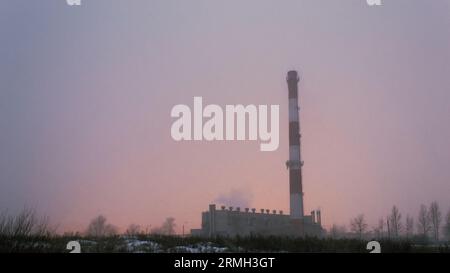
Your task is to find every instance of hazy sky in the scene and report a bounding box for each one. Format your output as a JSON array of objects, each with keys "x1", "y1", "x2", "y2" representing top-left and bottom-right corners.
[{"x1": 1, "y1": 0, "x2": 449, "y2": 233}]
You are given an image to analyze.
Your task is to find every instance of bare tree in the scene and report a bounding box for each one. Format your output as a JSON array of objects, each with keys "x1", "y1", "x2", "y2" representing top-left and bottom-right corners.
[
  {"x1": 86, "y1": 215, "x2": 118, "y2": 237},
  {"x1": 429, "y1": 201, "x2": 442, "y2": 241},
  {"x1": 350, "y1": 214, "x2": 368, "y2": 239},
  {"x1": 373, "y1": 218, "x2": 385, "y2": 239},
  {"x1": 0, "y1": 208, "x2": 55, "y2": 237},
  {"x1": 444, "y1": 209, "x2": 450, "y2": 241},
  {"x1": 0, "y1": 211, "x2": 7, "y2": 235},
  {"x1": 405, "y1": 215, "x2": 414, "y2": 239},
  {"x1": 389, "y1": 206, "x2": 402, "y2": 238},
  {"x1": 386, "y1": 216, "x2": 391, "y2": 239},
  {"x1": 144, "y1": 225, "x2": 152, "y2": 235},
  {"x1": 417, "y1": 204, "x2": 431, "y2": 238},
  {"x1": 329, "y1": 224, "x2": 347, "y2": 239},
  {"x1": 125, "y1": 224, "x2": 142, "y2": 236},
  {"x1": 151, "y1": 217, "x2": 176, "y2": 235}
]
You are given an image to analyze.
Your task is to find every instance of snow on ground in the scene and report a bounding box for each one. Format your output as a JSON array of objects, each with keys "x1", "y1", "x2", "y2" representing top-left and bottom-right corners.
[
  {"x1": 168, "y1": 242, "x2": 228, "y2": 253},
  {"x1": 123, "y1": 238, "x2": 162, "y2": 253},
  {"x1": 122, "y1": 238, "x2": 228, "y2": 253}
]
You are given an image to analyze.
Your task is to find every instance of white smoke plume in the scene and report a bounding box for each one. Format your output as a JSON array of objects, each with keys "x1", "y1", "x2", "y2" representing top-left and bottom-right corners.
[{"x1": 214, "y1": 188, "x2": 253, "y2": 208}]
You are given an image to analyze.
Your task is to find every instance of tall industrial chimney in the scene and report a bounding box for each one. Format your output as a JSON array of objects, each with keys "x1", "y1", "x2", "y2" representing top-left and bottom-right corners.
[{"x1": 286, "y1": 70, "x2": 304, "y2": 219}]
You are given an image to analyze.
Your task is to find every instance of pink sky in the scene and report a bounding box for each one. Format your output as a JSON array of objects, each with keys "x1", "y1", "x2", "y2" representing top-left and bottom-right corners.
[{"x1": 1, "y1": 0, "x2": 449, "y2": 233}]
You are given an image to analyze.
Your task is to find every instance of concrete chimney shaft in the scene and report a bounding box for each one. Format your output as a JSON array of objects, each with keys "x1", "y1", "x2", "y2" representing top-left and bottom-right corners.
[{"x1": 286, "y1": 70, "x2": 304, "y2": 219}]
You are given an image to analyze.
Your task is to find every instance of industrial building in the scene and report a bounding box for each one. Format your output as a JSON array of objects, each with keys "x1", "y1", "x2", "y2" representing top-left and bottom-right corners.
[{"x1": 191, "y1": 70, "x2": 324, "y2": 237}]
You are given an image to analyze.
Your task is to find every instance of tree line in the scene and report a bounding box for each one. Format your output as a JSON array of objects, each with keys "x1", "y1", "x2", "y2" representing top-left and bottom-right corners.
[
  {"x1": 333, "y1": 201, "x2": 450, "y2": 242},
  {"x1": 0, "y1": 208, "x2": 177, "y2": 238}
]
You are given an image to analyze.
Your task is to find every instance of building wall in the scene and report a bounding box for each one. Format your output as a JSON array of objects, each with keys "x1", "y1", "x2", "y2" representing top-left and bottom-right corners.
[{"x1": 191, "y1": 204, "x2": 323, "y2": 237}]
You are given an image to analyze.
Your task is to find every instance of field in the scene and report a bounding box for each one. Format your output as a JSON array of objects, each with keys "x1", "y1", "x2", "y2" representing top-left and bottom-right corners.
[{"x1": 1, "y1": 234, "x2": 449, "y2": 253}]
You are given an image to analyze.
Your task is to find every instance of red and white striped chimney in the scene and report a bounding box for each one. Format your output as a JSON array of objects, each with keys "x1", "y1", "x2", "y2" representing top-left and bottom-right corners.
[{"x1": 286, "y1": 70, "x2": 304, "y2": 219}]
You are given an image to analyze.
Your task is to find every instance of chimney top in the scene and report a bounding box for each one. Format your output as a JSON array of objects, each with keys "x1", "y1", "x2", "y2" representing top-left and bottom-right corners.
[{"x1": 287, "y1": 70, "x2": 299, "y2": 82}]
